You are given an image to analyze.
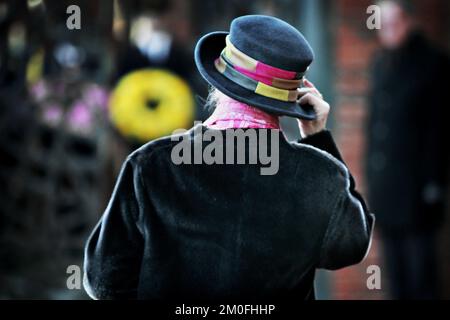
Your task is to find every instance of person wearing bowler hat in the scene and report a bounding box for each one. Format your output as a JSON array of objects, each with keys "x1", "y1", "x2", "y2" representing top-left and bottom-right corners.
[{"x1": 83, "y1": 15, "x2": 374, "y2": 300}]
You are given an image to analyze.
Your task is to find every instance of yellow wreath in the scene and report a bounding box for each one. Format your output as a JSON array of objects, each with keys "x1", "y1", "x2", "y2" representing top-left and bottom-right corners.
[{"x1": 110, "y1": 69, "x2": 194, "y2": 142}]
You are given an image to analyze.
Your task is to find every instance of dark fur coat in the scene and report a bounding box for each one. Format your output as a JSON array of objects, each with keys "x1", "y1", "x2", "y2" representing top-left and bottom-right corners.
[{"x1": 83, "y1": 125, "x2": 374, "y2": 300}]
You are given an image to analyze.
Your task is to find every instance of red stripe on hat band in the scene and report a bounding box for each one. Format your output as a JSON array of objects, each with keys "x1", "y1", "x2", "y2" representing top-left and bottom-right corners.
[
  {"x1": 234, "y1": 65, "x2": 276, "y2": 86},
  {"x1": 232, "y1": 60, "x2": 303, "y2": 90}
]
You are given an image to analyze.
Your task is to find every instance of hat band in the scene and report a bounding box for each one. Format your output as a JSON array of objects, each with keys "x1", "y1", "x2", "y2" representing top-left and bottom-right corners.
[
  {"x1": 215, "y1": 53, "x2": 301, "y2": 102},
  {"x1": 214, "y1": 36, "x2": 305, "y2": 102},
  {"x1": 224, "y1": 36, "x2": 304, "y2": 83}
]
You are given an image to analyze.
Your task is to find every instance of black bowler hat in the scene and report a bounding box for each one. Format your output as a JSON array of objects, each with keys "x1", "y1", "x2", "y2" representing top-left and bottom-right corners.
[{"x1": 194, "y1": 15, "x2": 316, "y2": 120}]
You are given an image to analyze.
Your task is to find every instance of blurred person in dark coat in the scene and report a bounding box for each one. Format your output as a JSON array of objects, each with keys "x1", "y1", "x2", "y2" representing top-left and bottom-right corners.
[{"x1": 367, "y1": 0, "x2": 450, "y2": 299}]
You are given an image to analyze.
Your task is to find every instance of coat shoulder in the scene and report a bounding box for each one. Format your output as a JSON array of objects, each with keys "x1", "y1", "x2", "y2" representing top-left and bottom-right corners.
[
  {"x1": 126, "y1": 128, "x2": 192, "y2": 167},
  {"x1": 288, "y1": 140, "x2": 350, "y2": 185}
]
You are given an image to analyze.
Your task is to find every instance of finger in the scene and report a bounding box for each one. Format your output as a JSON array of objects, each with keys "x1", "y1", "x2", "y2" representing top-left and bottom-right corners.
[
  {"x1": 298, "y1": 93, "x2": 328, "y2": 114},
  {"x1": 297, "y1": 87, "x2": 322, "y2": 99},
  {"x1": 303, "y1": 78, "x2": 323, "y2": 97},
  {"x1": 298, "y1": 92, "x2": 318, "y2": 106},
  {"x1": 303, "y1": 78, "x2": 315, "y2": 88},
  {"x1": 297, "y1": 87, "x2": 316, "y2": 96}
]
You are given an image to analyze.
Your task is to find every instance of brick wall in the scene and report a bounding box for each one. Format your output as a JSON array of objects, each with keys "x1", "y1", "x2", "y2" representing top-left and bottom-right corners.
[{"x1": 331, "y1": 0, "x2": 450, "y2": 299}]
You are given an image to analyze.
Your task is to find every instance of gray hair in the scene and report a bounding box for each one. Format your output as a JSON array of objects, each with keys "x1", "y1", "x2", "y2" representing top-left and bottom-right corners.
[{"x1": 204, "y1": 86, "x2": 221, "y2": 112}]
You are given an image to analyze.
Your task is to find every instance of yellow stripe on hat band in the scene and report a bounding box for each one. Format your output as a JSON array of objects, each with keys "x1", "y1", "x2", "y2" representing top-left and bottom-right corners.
[
  {"x1": 255, "y1": 82, "x2": 290, "y2": 101},
  {"x1": 224, "y1": 36, "x2": 258, "y2": 71}
]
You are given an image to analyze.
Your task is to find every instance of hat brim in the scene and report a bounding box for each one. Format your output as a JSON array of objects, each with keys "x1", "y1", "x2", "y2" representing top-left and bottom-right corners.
[{"x1": 194, "y1": 31, "x2": 317, "y2": 120}]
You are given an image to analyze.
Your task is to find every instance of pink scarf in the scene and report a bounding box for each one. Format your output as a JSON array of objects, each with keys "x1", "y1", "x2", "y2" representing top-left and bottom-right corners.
[{"x1": 204, "y1": 95, "x2": 280, "y2": 130}]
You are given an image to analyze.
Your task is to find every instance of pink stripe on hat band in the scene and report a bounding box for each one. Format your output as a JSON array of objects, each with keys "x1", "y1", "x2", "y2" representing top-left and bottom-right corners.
[{"x1": 255, "y1": 61, "x2": 298, "y2": 80}]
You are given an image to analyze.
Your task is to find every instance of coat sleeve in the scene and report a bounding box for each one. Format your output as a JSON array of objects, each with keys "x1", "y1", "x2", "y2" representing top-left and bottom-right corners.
[
  {"x1": 83, "y1": 157, "x2": 145, "y2": 299},
  {"x1": 300, "y1": 130, "x2": 375, "y2": 270}
]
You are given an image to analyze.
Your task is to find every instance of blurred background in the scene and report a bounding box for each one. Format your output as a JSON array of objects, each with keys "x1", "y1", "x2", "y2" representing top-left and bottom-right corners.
[{"x1": 0, "y1": 0, "x2": 449, "y2": 299}]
